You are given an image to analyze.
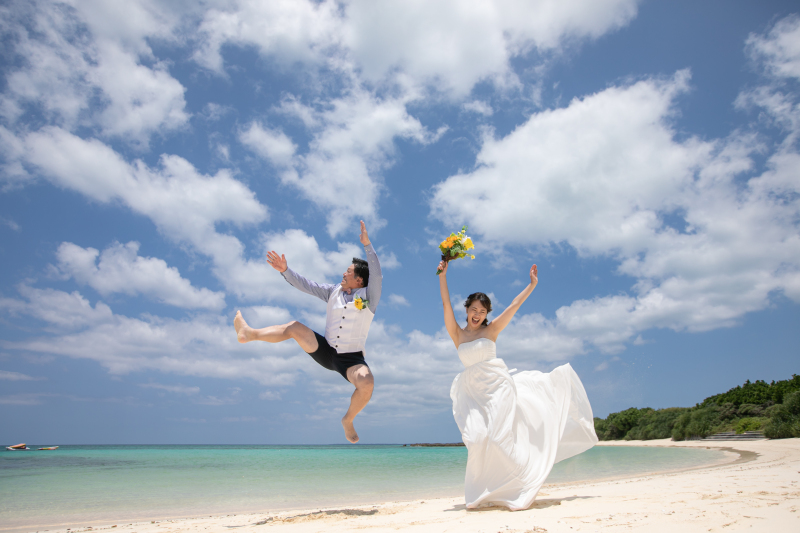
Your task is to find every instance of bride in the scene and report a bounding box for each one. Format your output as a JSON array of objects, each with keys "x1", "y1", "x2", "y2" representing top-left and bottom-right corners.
[{"x1": 437, "y1": 259, "x2": 598, "y2": 510}]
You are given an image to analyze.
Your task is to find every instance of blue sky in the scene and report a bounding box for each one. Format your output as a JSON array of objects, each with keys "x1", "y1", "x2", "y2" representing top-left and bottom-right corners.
[{"x1": 1, "y1": 0, "x2": 799, "y2": 445}]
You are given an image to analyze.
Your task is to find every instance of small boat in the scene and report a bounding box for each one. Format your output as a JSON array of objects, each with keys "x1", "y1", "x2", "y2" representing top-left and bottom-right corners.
[
  {"x1": 6, "y1": 443, "x2": 30, "y2": 451},
  {"x1": 38, "y1": 446, "x2": 59, "y2": 450}
]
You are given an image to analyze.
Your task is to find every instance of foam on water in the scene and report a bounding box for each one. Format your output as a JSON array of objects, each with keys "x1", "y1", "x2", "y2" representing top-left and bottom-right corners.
[{"x1": 0, "y1": 444, "x2": 727, "y2": 530}]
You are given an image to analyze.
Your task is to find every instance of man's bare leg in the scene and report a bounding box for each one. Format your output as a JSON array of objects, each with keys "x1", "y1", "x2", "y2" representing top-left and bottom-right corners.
[
  {"x1": 234, "y1": 311, "x2": 319, "y2": 353},
  {"x1": 342, "y1": 364, "x2": 374, "y2": 444}
]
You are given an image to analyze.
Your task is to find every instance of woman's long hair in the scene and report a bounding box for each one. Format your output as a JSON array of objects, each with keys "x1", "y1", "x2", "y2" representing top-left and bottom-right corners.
[{"x1": 464, "y1": 292, "x2": 492, "y2": 326}]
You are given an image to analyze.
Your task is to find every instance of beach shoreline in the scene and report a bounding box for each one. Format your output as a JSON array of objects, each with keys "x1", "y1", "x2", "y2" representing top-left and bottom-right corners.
[{"x1": 7, "y1": 438, "x2": 798, "y2": 533}]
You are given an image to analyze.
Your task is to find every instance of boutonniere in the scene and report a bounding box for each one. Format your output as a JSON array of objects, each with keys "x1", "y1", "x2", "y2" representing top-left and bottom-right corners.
[{"x1": 354, "y1": 295, "x2": 369, "y2": 310}]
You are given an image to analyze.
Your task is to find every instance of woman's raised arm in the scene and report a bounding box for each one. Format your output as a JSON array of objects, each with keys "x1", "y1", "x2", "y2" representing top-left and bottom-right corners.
[
  {"x1": 438, "y1": 260, "x2": 461, "y2": 346},
  {"x1": 487, "y1": 264, "x2": 538, "y2": 335}
]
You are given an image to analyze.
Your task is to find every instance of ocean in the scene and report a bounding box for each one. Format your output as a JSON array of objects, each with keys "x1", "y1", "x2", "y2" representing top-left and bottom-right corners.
[{"x1": 0, "y1": 444, "x2": 728, "y2": 531}]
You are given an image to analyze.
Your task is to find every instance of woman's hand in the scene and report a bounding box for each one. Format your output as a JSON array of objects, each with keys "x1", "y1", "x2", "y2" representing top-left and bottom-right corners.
[
  {"x1": 266, "y1": 250, "x2": 288, "y2": 272},
  {"x1": 437, "y1": 259, "x2": 449, "y2": 276},
  {"x1": 486, "y1": 263, "x2": 538, "y2": 336}
]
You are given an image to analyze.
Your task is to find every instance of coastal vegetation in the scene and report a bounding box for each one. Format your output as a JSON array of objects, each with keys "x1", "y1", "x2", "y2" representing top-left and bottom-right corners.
[{"x1": 594, "y1": 374, "x2": 800, "y2": 441}]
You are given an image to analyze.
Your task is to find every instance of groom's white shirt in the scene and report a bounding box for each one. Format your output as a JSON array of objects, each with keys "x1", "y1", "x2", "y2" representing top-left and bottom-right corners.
[{"x1": 280, "y1": 243, "x2": 382, "y2": 354}]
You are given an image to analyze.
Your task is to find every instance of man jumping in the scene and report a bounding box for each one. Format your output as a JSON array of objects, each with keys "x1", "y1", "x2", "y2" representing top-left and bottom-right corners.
[{"x1": 234, "y1": 221, "x2": 381, "y2": 443}]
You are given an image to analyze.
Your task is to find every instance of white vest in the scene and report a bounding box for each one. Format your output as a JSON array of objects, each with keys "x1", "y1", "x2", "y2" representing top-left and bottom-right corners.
[{"x1": 325, "y1": 285, "x2": 374, "y2": 353}]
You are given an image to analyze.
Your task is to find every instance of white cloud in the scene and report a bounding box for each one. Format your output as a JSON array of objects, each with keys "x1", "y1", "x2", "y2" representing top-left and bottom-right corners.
[
  {"x1": 208, "y1": 0, "x2": 641, "y2": 235},
  {"x1": 462, "y1": 100, "x2": 494, "y2": 116},
  {"x1": 0, "y1": 216, "x2": 21, "y2": 231},
  {"x1": 22, "y1": 128, "x2": 268, "y2": 235},
  {"x1": 348, "y1": 1, "x2": 634, "y2": 97},
  {"x1": 0, "y1": 0, "x2": 190, "y2": 146},
  {"x1": 738, "y1": 16, "x2": 800, "y2": 149},
  {"x1": 171, "y1": 417, "x2": 207, "y2": 424},
  {"x1": 193, "y1": 0, "x2": 340, "y2": 73},
  {"x1": 194, "y1": 0, "x2": 638, "y2": 97},
  {"x1": 254, "y1": 90, "x2": 440, "y2": 237},
  {"x1": 388, "y1": 294, "x2": 410, "y2": 307},
  {"x1": 239, "y1": 122, "x2": 297, "y2": 167},
  {"x1": 0, "y1": 2, "x2": 92, "y2": 127},
  {"x1": 56, "y1": 241, "x2": 226, "y2": 310},
  {"x1": 0, "y1": 393, "x2": 52, "y2": 405},
  {"x1": 377, "y1": 249, "x2": 401, "y2": 269},
  {"x1": 431, "y1": 71, "x2": 709, "y2": 254},
  {"x1": 202, "y1": 103, "x2": 234, "y2": 121},
  {"x1": 89, "y1": 44, "x2": 189, "y2": 143},
  {"x1": 195, "y1": 394, "x2": 241, "y2": 406},
  {"x1": 343, "y1": 0, "x2": 639, "y2": 96},
  {"x1": 61, "y1": 0, "x2": 185, "y2": 49},
  {"x1": 223, "y1": 416, "x2": 258, "y2": 422},
  {"x1": 0, "y1": 284, "x2": 113, "y2": 330},
  {"x1": 430, "y1": 68, "x2": 800, "y2": 354},
  {"x1": 0, "y1": 125, "x2": 29, "y2": 186},
  {"x1": 259, "y1": 390, "x2": 282, "y2": 401},
  {"x1": 241, "y1": 305, "x2": 294, "y2": 328},
  {"x1": 14, "y1": 127, "x2": 284, "y2": 301},
  {"x1": 1, "y1": 289, "x2": 305, "y2": 386},
  {"x1": 139, "y1": 382, "x2": 200, "y2": 395},
  {"x1": 746, "y1": 15, "x2": 800, "y2": 80},
  {"x1": 0, "y1": 370, "x2": 45, "y2": 381},
  {"x1": 11, "y1": 126, "x2": 377, "y2": 304}
]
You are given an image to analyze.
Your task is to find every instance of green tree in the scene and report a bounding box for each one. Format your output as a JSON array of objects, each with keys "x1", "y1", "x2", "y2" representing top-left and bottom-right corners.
[
  {"x1": 701, "y1": 374, "x2": 800, "y2": 407},
  {"x1": 603, "y1": 407, "x2": 650, "y2": 440},
  {"x1": 595, "y1": 373, "x2": 799, "y2": 441},
  {"x1": 626, "y1": 407, "x2": 689, "y2": 440},
  {"x1": 764, "y1": 390, "x2": 800, "y2": 439}
]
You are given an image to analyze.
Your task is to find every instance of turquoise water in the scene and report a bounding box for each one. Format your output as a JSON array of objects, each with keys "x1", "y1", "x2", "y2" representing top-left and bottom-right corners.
[{"x1": 0, "y1": 445, "x2": 727, "y2": 530}]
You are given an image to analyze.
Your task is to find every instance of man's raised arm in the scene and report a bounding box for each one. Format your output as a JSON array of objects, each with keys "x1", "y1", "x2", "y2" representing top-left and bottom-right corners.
[
  {"x1": 266, "y1": 250, "x2": 335, "y2": 303},
  {"x1": 359, "y1": 221, "x2": 383, "y2": 313}
]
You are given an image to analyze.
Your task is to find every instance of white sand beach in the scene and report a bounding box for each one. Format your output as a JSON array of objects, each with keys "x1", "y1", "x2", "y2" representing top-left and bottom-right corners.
[{"x1": 20, "y1": 438, "x2": 800, "y2": 533}]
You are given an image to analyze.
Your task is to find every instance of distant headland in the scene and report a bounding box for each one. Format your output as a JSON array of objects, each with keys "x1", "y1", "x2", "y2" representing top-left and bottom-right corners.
[{"x1": 594, "y1": 373, "x2": 800, "y2": 441}]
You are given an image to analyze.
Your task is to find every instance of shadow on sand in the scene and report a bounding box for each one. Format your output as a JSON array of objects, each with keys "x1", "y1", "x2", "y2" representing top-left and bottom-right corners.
[{"x1": 445, "y1": 495, "x2": 598, "y2": 513}]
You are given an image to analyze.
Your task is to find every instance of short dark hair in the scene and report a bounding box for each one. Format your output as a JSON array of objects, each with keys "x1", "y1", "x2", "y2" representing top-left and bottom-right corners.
[
  {"x1": 352, "y1": 258, "x2": 369, "y2": 287},
  {"x1": 464, "y1": 292, "x2": 492, "y2": 326}
]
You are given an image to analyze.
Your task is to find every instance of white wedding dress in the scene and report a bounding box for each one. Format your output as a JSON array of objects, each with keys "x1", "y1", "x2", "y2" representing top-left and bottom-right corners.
[{"x1": 450, "y1": 338, "x2": 598, "y2": 510}]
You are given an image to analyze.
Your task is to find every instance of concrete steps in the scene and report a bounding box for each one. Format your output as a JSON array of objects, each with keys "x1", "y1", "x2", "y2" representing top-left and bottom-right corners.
[{"x1": 701, "y1": 431, "x2": 766, "y2": 441}]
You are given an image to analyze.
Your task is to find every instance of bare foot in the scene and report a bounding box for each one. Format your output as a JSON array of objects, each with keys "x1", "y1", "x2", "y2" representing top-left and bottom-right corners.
[
  {"x1": 234, "y1": 311, "x2": 251, "y2": 344},
  {"x1": 342, "y1": 417, "x2": 359, "y2": 443}
]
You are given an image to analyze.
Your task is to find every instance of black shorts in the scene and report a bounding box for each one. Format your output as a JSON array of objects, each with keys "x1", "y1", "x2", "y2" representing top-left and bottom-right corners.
[{"x1": 307, "y1": 332, "x2": 368, "y2": 382}]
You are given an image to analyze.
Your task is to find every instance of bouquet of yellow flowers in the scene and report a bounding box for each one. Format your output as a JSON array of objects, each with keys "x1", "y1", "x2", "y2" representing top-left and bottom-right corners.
[{"x1": 436, "y1": 225, "x2": 475, "y2": 274}]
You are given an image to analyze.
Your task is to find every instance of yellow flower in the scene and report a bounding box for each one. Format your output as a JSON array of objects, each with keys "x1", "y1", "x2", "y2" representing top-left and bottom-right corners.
[
  {"x1": 354, "y1": 296, "x2": 368, "y2": 310},
  {"x1": 470, "y1": 254, "x2": 475, "y2": 259},
  {"x1": 463, "y1": 237, "x2": 474, "y2": 250}
]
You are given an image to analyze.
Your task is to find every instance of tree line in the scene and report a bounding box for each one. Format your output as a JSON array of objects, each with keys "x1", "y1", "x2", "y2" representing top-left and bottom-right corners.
[{"x1": 593, "y1": 374, "x2": 800, "y2": 441}]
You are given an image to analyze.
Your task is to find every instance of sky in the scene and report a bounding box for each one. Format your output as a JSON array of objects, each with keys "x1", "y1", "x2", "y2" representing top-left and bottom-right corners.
[{"x1": 1, "y1": 0, "x2": 799, "y2": 445}]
